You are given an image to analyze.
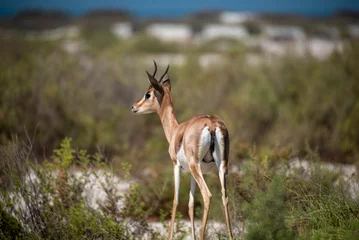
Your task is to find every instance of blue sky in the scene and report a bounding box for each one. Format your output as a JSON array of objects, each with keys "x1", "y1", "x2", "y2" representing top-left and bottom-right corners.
[{"x1": 1, "y1": 0, "x2": 359, "y2": 17}]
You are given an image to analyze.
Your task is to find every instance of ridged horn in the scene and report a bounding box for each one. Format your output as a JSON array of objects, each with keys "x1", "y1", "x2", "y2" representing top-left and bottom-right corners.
[{"x1": 159, "y1": 64, "x2": 170, "y2": 83}]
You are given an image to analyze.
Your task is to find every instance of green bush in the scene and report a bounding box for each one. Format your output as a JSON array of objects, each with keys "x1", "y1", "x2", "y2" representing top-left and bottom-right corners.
[
  {"x1": 0, "y1": 138, "x2": 163, "y2": 239},
  {"x1": 244, "y1": 175, "x2": 296, "y2": 240},
  {"x1": 231, "y1": 150, "x2": 359, "y2": 240},
  {"x1": 128, "y1": 35, "x2": 181, "y2": 53},
  {"x1": 81, "y1": 27, "x2": 119, "y2": 52},
  {"x1": 0, "y1": 202, "x2": 24, "y2": 239}
]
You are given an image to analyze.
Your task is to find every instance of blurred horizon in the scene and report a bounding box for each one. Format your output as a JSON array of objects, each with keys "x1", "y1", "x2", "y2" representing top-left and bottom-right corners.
[{"x1": 1, "y1": 0, "x2": 359, "y2": 18}]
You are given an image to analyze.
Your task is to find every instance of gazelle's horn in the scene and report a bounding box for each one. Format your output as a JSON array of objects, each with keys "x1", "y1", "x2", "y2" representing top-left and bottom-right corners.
[
  {"x1": 159, "y1": 65, "x2": 170, "y2": 83},
  {"x1": 152, "y1": 60, "x2": 158, "y2": 78}
]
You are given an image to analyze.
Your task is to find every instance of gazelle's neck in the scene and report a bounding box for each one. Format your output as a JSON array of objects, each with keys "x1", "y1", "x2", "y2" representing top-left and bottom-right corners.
[{"x1": 157, "y1": 94, "x2": 178, "y2": 143}]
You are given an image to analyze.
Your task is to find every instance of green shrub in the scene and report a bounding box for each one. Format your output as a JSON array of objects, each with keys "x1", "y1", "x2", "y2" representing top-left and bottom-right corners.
[
  {"x1": 231, "y1": 150, "x2": 359, "y2": 240},
  {"x1": 0, "y1": 138, "x2": 165, "y2": 239},
  {"x1": 128, "y1": 35, "x2": 181, "y2": 53},
  {"x1": 0, "y1": 202, "x2": 23, "y2": 239},
  {"x1": 81, "y1": 27, "x2": 119, "y2": 52},
  {"x1": 244, "y1": 175, "x2": 296, "y2": 240}
]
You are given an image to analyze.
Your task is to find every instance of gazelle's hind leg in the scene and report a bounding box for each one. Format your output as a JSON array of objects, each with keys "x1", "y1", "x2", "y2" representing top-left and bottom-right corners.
[
  {"x1": 188, "y1": 176, "x2": 196, "y2": 240},
  {"x1": 186, "y1": 126, "x2": 213, "y2": 240},
  {"x1": 213, "y1": 127, "x2": 233, "y2": 240},
  {"x1": 189, "y1": 161, "x2": 212, "y2": 240}
]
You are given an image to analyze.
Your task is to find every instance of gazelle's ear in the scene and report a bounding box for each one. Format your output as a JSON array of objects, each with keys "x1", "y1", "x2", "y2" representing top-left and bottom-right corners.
[
  {"x1": 146, "y1": 71, "x2": 163, "y2": 94},
  {"x1": 162, "y1": 74, "x2": 171, "y2": 91}
]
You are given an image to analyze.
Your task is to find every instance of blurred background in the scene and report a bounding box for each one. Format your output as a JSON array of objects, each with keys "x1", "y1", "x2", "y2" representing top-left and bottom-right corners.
[{"x1": 1, "y1": 1, "x2": 359, "y2": 239}]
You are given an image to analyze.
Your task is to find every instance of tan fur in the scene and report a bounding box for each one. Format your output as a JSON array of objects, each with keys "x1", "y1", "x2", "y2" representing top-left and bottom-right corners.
[{"x1": 132, "y1": 70, "x2": 233, "y2": 240}]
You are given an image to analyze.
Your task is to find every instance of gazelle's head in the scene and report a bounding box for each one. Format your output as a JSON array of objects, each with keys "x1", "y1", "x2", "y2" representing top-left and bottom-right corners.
[{"x1": 132, "y1": 61, "x2": 171, "y2": 114}]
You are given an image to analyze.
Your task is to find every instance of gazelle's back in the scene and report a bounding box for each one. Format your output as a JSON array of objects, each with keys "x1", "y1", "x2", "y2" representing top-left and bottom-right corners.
[{"x1": 184, "y1": 114, "x2": 228, "y2": 137}]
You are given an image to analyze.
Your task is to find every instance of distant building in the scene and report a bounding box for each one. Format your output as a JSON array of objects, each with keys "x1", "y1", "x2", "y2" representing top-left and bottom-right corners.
[
  {"x1": 200, "y1": 24, "x2": 249, "y2": 40},
  {"x1": 263, "y1": 25, "x2": 306, "y2": 41},
  {"x1": 146, "y1": 23, "x2": 192, "y2": 43},
  {"x1": 111, "y1": 22, "x2": 133, "y2": 39},
  {"x1": 219, "y1": 11, "x2": 255, "y2": 24},
  {"x1": 307, "y1": 38, "x2": 343, "y2": 59},
  {"x1": 259, "y1": 37, "x2": 343, "y2": 59}
]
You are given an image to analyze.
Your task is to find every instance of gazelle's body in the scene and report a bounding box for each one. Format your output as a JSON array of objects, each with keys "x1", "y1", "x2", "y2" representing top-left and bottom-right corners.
[
  {"x1": 170, "y1": 115, "x2": 227, "y2": 172},
  {"x1": 132, "y1": 62, "x2": 233, "y2": 240}
]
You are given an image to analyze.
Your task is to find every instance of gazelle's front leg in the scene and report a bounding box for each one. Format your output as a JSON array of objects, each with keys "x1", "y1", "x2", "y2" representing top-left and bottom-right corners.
[
  {"x1": 169, "y1": 164, "x2": 180, "y2": 239},
  {"x1": 188, "y1": 176, "x2": 196, "y2": 240}
]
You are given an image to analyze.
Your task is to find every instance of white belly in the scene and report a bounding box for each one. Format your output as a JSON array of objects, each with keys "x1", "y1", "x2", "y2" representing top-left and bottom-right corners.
[{"x1": 176, "y1": 145, "x2": 189, "y2": 171}]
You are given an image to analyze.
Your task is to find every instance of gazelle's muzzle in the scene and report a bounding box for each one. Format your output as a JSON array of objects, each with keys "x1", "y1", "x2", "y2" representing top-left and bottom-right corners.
[
  {"x1": 131, "y1": 105, "x2": 138, "y2": 113},
  {"x1": 132, "y1": 98, "x2": 143, "y2": 113}
]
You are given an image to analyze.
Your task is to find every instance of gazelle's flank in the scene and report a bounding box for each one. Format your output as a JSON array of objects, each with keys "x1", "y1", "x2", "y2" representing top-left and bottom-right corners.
[{"x1": 132, "y1": 62, "x2": 233, "y2": 240}]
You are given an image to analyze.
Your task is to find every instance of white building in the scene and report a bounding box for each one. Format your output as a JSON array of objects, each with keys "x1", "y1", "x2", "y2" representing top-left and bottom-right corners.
[
  {"x1": 307, "y1": 38, "x2": 343, "y2": 59},
  {"x1": 219, "y1": 11, "x2": 255, "y2": 24},
  {"x1": 200, "y1": 24, "x2": 249, "y2": 41},
  {"x1": 146, "y1": 23, "x2": 192, "y2": 43},
  {"x1": 111, "y1": 22, "x2": 133, "y2": 39},
  {"x1": 263, "y1": 25, "x2": 306, "y2": 41}
]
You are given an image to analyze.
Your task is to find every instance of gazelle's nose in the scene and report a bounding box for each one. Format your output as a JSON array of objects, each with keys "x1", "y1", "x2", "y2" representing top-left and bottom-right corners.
[{"x1": 131, "y1": 106, "x2": 138, "y2": 113}]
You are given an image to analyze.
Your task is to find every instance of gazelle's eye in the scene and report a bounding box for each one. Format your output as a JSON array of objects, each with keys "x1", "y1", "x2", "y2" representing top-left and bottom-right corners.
[{"x1": 145, "y1": 92, "x2": 151, "y2": 99}]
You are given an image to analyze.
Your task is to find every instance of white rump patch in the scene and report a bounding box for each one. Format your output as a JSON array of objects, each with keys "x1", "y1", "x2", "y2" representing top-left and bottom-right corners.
[
  {"x1": 198, "y1": 126, "x2": 211, "y2": 160},
  {"x1": 198, "y1": 126, "x2": 215, "y2": 173},
  {"x1": 213, "y1": 127, "x2": 225, "y2": 170}
]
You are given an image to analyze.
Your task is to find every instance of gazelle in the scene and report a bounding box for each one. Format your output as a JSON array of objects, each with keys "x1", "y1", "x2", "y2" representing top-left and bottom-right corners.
[{"x1": 131, "y1": 62, "x2": 233, "y2": 240}]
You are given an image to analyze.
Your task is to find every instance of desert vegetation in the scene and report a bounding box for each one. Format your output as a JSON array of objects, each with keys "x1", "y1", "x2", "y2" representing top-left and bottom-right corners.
[{"x1": 1, "y1": 25, "x2": 359, "y2": 239}]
